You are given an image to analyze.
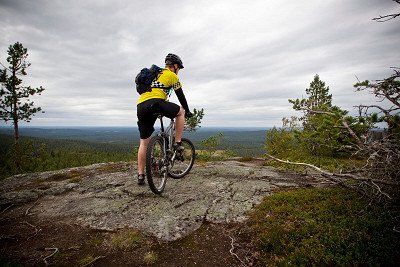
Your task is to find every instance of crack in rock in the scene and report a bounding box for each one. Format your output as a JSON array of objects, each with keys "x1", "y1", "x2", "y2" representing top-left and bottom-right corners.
[{"x1": 174, "y1": 198, "x2": 195, "y2": 209}]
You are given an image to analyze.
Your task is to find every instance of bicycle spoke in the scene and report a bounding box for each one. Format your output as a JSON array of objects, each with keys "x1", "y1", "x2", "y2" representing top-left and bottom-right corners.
[{"x1": 169, "y1": 139, "x2": 194, "y2": 177}]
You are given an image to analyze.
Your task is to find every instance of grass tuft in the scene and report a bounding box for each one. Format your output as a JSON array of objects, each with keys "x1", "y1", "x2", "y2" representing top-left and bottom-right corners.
[
  {"x1": 110, "y1": 228, "x2": 144, "y2": 250},
  {"x1": 143, "y1": 251, "x2": 157, "y2": 265}
]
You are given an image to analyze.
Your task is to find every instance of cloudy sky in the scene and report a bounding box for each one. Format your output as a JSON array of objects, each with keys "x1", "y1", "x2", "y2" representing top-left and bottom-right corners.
[{"x1": 0, "y1": 0, "x2": 399, "y2": 127}]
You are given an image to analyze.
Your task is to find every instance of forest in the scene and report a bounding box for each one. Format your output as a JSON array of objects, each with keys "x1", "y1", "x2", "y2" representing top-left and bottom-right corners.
[{"x1": 0, "y1": 127, "x2": 266, "y2": 178}]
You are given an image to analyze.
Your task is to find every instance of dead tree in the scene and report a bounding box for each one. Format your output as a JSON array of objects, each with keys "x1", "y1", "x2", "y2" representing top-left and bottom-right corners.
[
  {"x1": 268, "y1": 69, "x2": 400, "y2": 203},
  {"x1": 372, "y1": 0, "x2": 400, "y2": 22}
]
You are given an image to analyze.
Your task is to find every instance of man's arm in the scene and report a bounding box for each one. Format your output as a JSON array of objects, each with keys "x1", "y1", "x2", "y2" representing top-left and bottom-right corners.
[{"x1": 175, "y1": 88, "x2": 192, "y2": 117}]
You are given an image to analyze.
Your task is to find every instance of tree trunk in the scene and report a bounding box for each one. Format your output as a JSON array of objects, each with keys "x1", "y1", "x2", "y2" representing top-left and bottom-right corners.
[
  {"x1": 13, "y1": 118, "x2": 21, "y2": 171},
  {"x1": 12, "y1": 69, "x2": 21, "y2": 171},
  {"x1": 13, "y1": 110, "x2": 19, "y2": 144},
  {"x1": 13, "y1": 119, "x2": 19, "y2": 142}
]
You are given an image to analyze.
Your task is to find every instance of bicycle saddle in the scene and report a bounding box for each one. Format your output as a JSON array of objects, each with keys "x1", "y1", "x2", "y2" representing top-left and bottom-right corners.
[{"x1": 148, "y1": 102, "x2": 163, "y2": 118}]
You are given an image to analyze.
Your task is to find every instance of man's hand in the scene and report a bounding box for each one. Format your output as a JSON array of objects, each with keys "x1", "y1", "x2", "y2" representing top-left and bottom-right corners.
[
  {"x1": 185, "y1": 110, "x2": 193, "y2": 118},
  {"x1": 184, "y1": 108, "x2": 204, "y2": 132}
]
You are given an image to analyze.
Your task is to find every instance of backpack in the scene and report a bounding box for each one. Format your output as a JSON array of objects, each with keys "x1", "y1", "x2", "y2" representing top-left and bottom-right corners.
[{"x1": 135, "y1": 65, "x2": 163, "y2": 94}]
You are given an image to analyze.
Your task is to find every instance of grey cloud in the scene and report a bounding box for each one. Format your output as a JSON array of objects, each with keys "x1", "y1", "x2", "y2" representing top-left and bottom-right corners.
[{"x1": 1, "y1": 0, "x2": 399, "y2": 127}]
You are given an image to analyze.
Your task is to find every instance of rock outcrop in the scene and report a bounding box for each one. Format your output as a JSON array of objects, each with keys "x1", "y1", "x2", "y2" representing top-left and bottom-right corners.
[{"x1": 0, "y1": 161, "x2": 329, "y2": 241}]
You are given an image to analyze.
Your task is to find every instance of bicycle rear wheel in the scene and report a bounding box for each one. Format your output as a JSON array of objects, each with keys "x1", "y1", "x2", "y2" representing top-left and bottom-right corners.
[
  {"x1": 146, "y1": 136, "x2": 167, "y2": 194},
  {"x1": 168, "y1": 138, "x2": 195, "y2": 179}
]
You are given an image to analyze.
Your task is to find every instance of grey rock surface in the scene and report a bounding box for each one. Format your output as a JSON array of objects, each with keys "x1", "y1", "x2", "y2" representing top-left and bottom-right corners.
[{"x1": 0, "y1": 161, "x2": 329, "y2": 241}]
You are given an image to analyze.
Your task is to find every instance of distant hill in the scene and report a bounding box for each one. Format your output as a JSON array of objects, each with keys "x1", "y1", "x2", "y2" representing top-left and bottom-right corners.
[{"x1": 0, "y1": 126, "x2": 270, "y2": 156}]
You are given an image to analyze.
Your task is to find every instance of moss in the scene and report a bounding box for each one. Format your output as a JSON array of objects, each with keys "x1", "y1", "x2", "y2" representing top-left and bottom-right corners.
[
  {"x1": 68, "y1": 176, "x2": 82, "y2": 183},
  {"x1": 95, "y1": 163, "x2": 129, "y2": 173},
  {"x1": 110, "y1": 228, "x2": 144, "y2": 250},
  {"x1": 34, "y1": 177, "x2": 47, "y2": 184},
  {"x1": 238, "y1": 156, "x2": 254, "y2": 162},
  {"x1": 48, "y1": 173, "x2": 72, "y2": 181},
  {"x1": 53, "y1": 251, "x2": 73, "y2": 264},
  {"x1": 48, "y1": 169, "x2": 89, "y2": 183},
  {"x1": 250, "y1": 187, "x2": 400, "y2": 266}
]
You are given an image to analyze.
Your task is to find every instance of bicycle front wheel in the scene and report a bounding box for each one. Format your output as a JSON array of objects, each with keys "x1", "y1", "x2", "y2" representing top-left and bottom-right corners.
[
  {"x1": 168, "y1": 138, "x2": 195, "y2": 179},
  {"x1": 146, "y1": 136, "x2": 167, "y2": 194}
]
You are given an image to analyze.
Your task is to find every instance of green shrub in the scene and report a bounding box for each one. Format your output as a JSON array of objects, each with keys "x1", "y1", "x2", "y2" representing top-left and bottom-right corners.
[
  {"x1": 265, "y1": 125, "x2": 364, "y2": 173},
  {"x1": 251, "y1": 187, "x2": 399, "y2": 266},
  {"x1": 0, "y1": 134, "x2": 136, "y2": 178}
]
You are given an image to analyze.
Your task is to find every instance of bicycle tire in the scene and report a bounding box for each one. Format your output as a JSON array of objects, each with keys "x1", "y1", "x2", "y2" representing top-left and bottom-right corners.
[
  {"x1": 146, "y1": 136, "x2": 167, "y2": 194},
  {"x1": 168, "y1": 138, "x2": 195, "y2": 179}
]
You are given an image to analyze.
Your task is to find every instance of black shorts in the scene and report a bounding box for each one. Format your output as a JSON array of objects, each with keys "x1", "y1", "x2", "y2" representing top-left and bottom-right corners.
[{"x1": 137, "y1": 98, "x2": 180, "y2": 139}]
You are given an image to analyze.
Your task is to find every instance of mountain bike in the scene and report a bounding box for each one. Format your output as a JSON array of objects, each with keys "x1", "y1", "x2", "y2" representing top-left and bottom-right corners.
[{"x1": 146, "y1": 114, "x2": 195, "y2": 194}]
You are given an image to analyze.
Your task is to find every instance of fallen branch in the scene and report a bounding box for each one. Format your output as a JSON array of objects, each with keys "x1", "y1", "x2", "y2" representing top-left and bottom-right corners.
[
  {"x1": 266, "y1": 154, "x2": 395, "y2": 200},
  {"x1": 22, "y1": 221, "x2": 42, "y2": 240},
  {"x1": 266, "y1": 154, "x2": 399, "y2": 186},
  {"x1": 25, "y1": 198, "x2": 39, "y2": 216},
  {"x1": 81, "y1": 256, "x2": 105, "y2": 267},
  {"x1": 371, "y1": 181, "x2": 392, "y2": 200},
  {"x1": 0, "y1": 204, "x2": 14, "y2": 216},
  {"x1": 43, "y1": 247, "x2": 59, "y2": 266},
  {"x1": 228, "y1": 235, "x2": 245, "y2": 266}
]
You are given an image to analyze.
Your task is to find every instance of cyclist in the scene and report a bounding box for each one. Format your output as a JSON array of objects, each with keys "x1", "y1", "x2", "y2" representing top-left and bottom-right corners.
[{"x1": 136, "y1": 53, "x2": 193, "y2": 185}]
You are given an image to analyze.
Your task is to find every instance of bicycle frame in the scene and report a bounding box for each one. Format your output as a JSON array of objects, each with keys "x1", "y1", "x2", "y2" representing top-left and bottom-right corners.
[{"x1": 157, "y1": 116, "x2": 176, "y2": 165}]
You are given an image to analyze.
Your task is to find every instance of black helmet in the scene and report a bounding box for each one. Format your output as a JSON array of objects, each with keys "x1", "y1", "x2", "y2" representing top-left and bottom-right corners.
[{"x1": 165, "y1": 53, "x2": 184, "y2": 69}]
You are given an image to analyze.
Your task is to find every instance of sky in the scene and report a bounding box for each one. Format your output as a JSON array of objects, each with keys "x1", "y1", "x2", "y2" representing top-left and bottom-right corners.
[{"x1": 0, "y1": 0, "x2": 399, "y2": 127}]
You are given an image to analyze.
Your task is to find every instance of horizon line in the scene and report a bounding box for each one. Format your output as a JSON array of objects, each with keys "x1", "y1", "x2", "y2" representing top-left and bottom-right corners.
[{"x1": 0, "y1": 125, "x2": 274, "y2": 128}]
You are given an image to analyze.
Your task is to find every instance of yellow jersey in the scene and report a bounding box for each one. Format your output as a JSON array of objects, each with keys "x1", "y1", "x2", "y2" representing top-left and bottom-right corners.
[{"x1": 137, "y1": 68, "x2": 182, "y2": 104}]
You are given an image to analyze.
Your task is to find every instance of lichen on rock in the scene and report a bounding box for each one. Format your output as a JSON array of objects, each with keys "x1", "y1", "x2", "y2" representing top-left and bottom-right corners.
[{"x1": 0, "y1": 161, "x2": 326, "y2": 241}]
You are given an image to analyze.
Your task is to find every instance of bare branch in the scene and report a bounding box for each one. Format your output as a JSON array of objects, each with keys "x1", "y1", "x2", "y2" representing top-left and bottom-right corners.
[
  {"x1": 228, "y1": 235, "x2": 245, "y2": 266},
  {"x1": 0, "y1": 61, "x2": 12, "y2": 72},
  {"x1": 371, "y1": 181, "x2": 392, "y2": 200},
  {"x1": 43, "y1": 247, "x2": 59, "y2": 266},
  {"x1": 266, "y1": 154, "x2": 398, "y2": 199},
  {"x1": 0, "y1": 204, "x2": 14, "y2": 215},
  {"x1": 81, "y1": 256, "x2": 105, "y2": 267},
  {"x1": 356, "y1": 104, "x2": 399, "y2": 115},
  {"x1": 25, "y1": 198, "x2": 39, "y2": 216},
  {"x1": 372, "y1": 13, "x2": 400, "y2": 22},
  {"x1": 22, "y1": 221, "x2": 42, "y2": 240}
]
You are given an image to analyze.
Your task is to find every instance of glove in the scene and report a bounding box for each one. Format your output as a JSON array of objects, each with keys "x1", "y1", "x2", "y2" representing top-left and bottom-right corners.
[{"x1": 185, "y1": 111, "x2": 193, "y2": 118}]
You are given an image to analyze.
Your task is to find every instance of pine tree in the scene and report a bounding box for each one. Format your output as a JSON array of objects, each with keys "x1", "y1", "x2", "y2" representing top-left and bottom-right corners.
[
  {"x1": 289, "y1": 74, "x2": 332, "y2": 113},
  {"x1": 305, "y1": 74, "x2": 332, "y2": 109},
  {"x1": 288, "y1": 75, "x2": 353, "y2": 156},
  {"x1": 0, "y1": 42, "x2": 45, "y2": 169}
]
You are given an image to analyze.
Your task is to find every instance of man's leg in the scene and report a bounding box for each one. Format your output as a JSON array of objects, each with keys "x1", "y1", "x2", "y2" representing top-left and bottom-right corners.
[
  {"x1": 137, "y1": 137, "x2": 150, "y2": 175},
  {"x1": 175, "y1": 107, "x2": 185, "y2": 143}
]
